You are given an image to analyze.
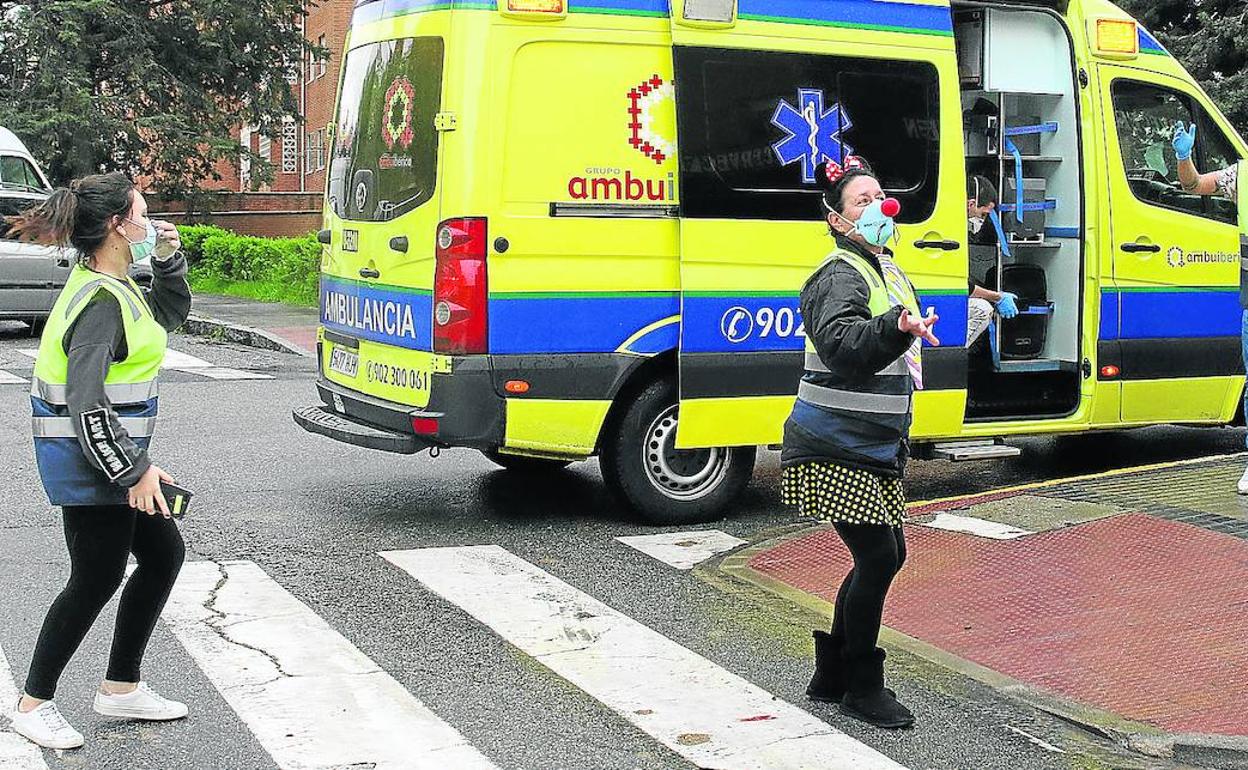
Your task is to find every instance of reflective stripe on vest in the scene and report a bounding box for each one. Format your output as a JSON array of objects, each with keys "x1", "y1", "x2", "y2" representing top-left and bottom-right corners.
[
  {"x1": 33, "y1": 416, "x2": 157, "y2": 439},
  {"x1": 30, "y1": 376, "x2": 159, "y2": 407},
  {"x1": 797, "y1": 381, "x2": 911, "y2": 415}
]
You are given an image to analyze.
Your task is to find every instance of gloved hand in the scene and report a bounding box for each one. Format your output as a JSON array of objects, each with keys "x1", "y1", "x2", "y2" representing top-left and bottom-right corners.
[
  {"x1": 996, "y1": 292, "x2": 1019, "y2": 319},
  {"x1": 1172, "y1": 121, "x2": 1196, "y2": 162}
]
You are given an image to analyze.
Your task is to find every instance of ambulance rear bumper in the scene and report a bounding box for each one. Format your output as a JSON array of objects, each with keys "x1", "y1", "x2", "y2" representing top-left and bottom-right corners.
[{"x1": 296, "y1": 357, "x2": 505, "y2": 452}]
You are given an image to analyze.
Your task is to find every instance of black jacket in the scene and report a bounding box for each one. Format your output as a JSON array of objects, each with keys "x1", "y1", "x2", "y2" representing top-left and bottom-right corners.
[{"x1": 781, "y1": 235, "x2": 916, "y2": 477}]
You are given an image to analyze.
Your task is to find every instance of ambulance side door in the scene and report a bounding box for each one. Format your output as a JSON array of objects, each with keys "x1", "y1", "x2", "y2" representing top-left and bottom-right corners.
[
  {"x1": 1097, "y1": 65, "x2": 1243, "y2": 423},
  {"x1": 668, "y1": 3, "x2": 968, "y2": 450}
]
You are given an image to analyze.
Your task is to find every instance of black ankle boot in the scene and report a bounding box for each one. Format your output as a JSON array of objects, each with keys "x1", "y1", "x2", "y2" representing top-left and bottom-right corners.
[
  {"x1": 840, "y1": 649, "x2": 914, "y2": 729},
  {"x1": 806, "y1": 630, "x2": 846, "y2": 702}
]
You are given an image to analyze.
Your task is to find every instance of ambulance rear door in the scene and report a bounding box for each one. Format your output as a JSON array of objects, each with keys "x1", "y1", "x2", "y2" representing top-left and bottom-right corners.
[{"x1": 669, "y1": 0, "x2": 969, "y2": 449}]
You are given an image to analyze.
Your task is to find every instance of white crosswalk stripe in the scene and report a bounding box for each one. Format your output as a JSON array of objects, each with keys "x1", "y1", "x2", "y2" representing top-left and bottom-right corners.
[
  {"x1": 0, "y1": 643, "x2": 50, "y2": 770},
  {"x1": 616, "y1": 529, "x2": 747, "y2": 570},
  {"x1": 383, "y1": 545, "x2": 907, "y2": 770},
  {"x1": 162, "y1": 560, "x2": 499, "y2": 770},
  {"x1": 17, "y1": 348, "x2": 273, "y2": 381},
  {"x1": 0, "y1": 370, "x2": 27, "y2": 385}
]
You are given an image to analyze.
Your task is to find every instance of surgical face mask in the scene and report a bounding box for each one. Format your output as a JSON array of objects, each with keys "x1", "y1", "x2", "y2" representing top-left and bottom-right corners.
[
  {"x1": 969, "y1": 216, "x2": 986, "y2": 235},
  {"x1": 123, "y1": 218, "x2": 157, "y2": 265},
  {"x1": 848, "y1": 198, "x2": 897, "y2": 249}
]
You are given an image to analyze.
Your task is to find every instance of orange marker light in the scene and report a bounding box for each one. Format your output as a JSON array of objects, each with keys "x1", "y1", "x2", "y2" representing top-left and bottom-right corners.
[
  {"x1": 1100, "y1": 365, "x2": 1121, "y2": 379},
  {"x1": 508, "y1": 0, "x2": 564, "y2": 12},
  {"x1": 505, "y1": 380, "x2": 531, "y2": 395},
  {"x1": 1095, "y1": 18, "x2": 1139, "y2": 56}
]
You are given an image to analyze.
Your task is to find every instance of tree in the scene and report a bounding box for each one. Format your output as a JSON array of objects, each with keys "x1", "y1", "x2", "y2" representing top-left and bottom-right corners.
[
  {"x1": 1117, "y1": 0, "x2": 1248, "y2": 138},
  {"x1": 0, "y1": 0, "x2": 317, "y2": 198}
]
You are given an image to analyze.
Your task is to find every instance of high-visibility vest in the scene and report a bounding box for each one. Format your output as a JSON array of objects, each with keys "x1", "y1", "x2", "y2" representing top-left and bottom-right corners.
[
  {"x1": 31, "y1": 265, "x2": 167, "y2": 506},
  {"x1": 1238, "y1": 160, "x2": 1248, "y2": 309},
  {"x1": 798, "y1": 249, "x2": 919, "y2": 417}
]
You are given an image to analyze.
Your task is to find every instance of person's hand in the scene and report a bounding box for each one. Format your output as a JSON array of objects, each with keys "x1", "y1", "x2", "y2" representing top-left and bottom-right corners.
[
  {"x1": 1172, "y1": 121, "x2": 1196, "y2": 162},
  {"x1": 128, "y1": 465, "x2": 174, "y2": 518},
  {"x1": 996, "y1": 292, "x2": 1020, "y2": 319},
  {"x1": 899, "y1": 308, "x2": 940, "y2": 347},
  {"x1": 153, "y1": 220, "x2": 181, "y2": 260}
]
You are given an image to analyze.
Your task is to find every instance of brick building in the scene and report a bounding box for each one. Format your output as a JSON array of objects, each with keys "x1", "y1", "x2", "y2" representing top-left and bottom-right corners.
[{"x1": 156, "y1": 0, "x2": 353, "y2": 237}]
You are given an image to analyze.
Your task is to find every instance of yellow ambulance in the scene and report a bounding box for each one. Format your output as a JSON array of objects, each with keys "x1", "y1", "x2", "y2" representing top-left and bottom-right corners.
[{"x1": 294, "y1": 0, "x2": 1248, "y2": 524}]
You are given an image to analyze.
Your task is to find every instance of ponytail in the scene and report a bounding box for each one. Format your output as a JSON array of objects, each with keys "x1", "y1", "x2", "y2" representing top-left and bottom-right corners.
[{"x1": 4, "y1": 172, "x2": 135, "y2": 262}]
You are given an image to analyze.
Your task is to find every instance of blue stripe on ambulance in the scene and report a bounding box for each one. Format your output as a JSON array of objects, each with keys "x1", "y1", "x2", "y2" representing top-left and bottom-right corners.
[
  {"x1": 489, "y1": 293, "x2": 679, "y2": 355},
  {"x1": 1139, "y1": 28, "x2": 1168, "y2": 56},
  {"x1": 320, "y1": 276, "x2": 433, "y2": 351},
  {"x1": 1105, "y1": 289, "x2": 1240, "y2": 340},
  {"x1": 738, "y1": 0, "x2": 953, "y2": 35}
]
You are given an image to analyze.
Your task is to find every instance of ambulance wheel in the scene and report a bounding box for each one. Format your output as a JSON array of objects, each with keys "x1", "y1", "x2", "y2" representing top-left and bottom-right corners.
[
  {"x1": 482, "y1": 450, "x2": 572, "y2": 473},
  {"x1": 602, "y1": 378, "x2": 755, "y2": 525}
]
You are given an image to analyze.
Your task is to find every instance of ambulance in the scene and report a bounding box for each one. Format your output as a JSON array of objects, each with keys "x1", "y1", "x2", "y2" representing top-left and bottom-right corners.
[{"x1": 294, "y1": 0, "x2": 1248, "y2": 524}]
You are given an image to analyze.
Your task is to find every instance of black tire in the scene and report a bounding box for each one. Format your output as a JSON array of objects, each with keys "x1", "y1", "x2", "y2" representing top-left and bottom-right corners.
[
  {"x1": 482, "y1": 449, "x2": 572, "y2": 473},
  {"x1": 601, "y1": 378, "x2": 756, "y2": 525}
]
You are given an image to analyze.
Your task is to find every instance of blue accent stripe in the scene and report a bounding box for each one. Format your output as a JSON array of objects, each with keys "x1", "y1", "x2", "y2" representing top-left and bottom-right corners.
[
  {"x1": 490, "y1": 294, "x2": 679, "y2": 355},
  {"x1": 1101, "y1": 289, "x2": 1240, "y2": 341},
  {"x1": 1139, "y1": 28, "x2": 1167, "y2": 56},
  {"x1": 738, "y1": 0, "x2": 953, "y2": 34},
  {"x1": 320, "y1": 276, "x2": 433, "y2": 351},
  {"x1": 570, "y1": 0, "x2": 668, "y2": 15}
]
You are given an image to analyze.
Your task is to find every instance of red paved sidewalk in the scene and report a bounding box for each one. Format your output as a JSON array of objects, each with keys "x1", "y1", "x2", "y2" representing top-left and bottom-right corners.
[
  {"x1": 188, "y1": 293, "x2": 317, "y2": 356},
  {"x1": 748, "y1": 471, "x2": 1248, "y2": 739}
]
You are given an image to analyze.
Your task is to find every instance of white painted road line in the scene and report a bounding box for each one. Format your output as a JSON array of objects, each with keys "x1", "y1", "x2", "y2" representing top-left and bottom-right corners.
[
  {"x1": 160, "y1": 349, "x2": 214, "y2": 369},
  {"x1": 163, "y1": 560, "x2": 500, "y2": 770},
  {"x1": 183, "y1": 367, "x2": 274, "y2": 381},
  {"x1": 0, "y1": 370, "x2": 27, "y2": 385},
  {"x1": 919, "y1": 513, "x2": 1033, "y2": 540},
  {"x1": 616, "y1": 530, "x2": 747, "y2": 570},
  {"x1": 19, "y1": 349, "x2": 273, "y2": 381},
  {"x1": 0, "y1": 642, "x2": 51, "y2": 770},
  {"x1": 384, "y1": 546, "x2": 907, "y2": 770}
]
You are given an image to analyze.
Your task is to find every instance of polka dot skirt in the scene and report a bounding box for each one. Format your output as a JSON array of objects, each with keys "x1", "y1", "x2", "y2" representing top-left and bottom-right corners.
[{"x1": 781, "y1": 462, "x2": 906, "y2": 527}]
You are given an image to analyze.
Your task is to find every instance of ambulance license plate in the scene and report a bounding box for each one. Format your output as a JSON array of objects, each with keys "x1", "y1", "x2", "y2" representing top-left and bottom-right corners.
[{"x1": 329, "y1": 346, "x2": 359, "y2": 378}]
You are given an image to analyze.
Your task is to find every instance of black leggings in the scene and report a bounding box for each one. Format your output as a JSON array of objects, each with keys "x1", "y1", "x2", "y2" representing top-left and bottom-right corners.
[
  {"x1": 829, "y1": 523, "x2": 907, "y2": 661},
  {"x1": 24, "y1": 505, "x2": 185, "y2": 700}
]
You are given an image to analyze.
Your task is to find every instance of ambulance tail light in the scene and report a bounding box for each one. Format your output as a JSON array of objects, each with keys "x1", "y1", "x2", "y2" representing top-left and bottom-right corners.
[
  {"x1": 412, "y1": 416, "x2": 440, "y2": 435},
  {"x1": 433, "y1": 218, "x2": 488, "y2": 356}
]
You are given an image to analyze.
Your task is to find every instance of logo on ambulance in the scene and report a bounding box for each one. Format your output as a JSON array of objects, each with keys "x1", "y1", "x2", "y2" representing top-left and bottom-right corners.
[
  {"x1": 771, "y1": 89, "x2": 854, "y2": 184},
  {"x1": 720, "y1": 307, "x2": 755, "y2": 344},
  {"x1": 382, "y1": 76, "x2": 416, "y2": 150},
  {"x1": 628, "y1": 75, "x2": 676, "y2": 166}
]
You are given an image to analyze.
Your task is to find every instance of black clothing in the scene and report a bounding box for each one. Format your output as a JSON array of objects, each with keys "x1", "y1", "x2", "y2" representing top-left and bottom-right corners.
[
  {"x1": 828, "y1": 523, "x2": 907, "y2": 661},
  {"x1": 63, "y1": 255, "x2": 191, "y2": 488},
  {"x1": 781, "y1": 234, "x2": 915, "y2": 476},
  {"x1": 24, "y1": 505, "x2": 185, "y2": 699}
]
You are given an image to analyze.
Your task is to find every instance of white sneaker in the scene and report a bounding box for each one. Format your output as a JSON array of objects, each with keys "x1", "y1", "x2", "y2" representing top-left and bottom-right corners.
[
  {"x1": 1237, "y1": 465, "x2": 1248, "y2": 495},
  {"x1": 93, "y1": 682, "x2": 188, "y2": 721},
  {"x1": 10, "y1": 700, "x2": 85, "y2": 749}
]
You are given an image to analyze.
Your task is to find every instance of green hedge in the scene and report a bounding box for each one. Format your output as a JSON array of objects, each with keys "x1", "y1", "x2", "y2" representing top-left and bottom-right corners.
[{"x1": 179, "y1": 224, "x2": 321, "y2": 307}]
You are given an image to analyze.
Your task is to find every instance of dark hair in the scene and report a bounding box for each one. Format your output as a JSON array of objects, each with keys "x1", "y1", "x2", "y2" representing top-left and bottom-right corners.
[
  {"x1": 968, "y1": 174, "x2": 998, "y2": 207},
  {"x1": 815, "y1": 159, "x2": 877, "y2": 215},
  {"x1": 6, "y1": 172, "x2": 135, "y2": 263}
]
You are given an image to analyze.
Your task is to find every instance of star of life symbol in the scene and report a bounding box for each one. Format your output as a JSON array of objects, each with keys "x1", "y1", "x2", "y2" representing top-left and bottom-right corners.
[{"x1": 771, "y1": 89, "x2": 853, "y2": 184}]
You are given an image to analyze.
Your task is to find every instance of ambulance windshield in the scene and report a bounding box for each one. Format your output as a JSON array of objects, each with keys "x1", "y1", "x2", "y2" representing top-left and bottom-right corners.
[{"x1": 328, "y1": 37, "x2": 444, "y2": 222}]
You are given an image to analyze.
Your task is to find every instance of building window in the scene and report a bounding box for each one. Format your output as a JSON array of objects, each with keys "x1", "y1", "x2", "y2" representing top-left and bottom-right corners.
[
  {"x1": 239, "y1": 125, "x2": 252, "y2": 189},
  {"x1": 305, "y1": 127, "x2": 326, "y2": 173},
  {"x1": 282, "y1": 118, "x2": 299, "y2": 174},
  {"x1": 317, "y1": 35, "x2": 328, "y2": 80},
  {"x1": 257, "y1": 134, "x2": 272, "y2": 162}
]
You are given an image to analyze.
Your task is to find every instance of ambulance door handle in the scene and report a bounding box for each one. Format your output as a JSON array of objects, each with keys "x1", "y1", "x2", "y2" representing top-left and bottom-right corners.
[
  {"x1": 359, "y1": 267, "x2": 381, "y2": 279},
  {"x1": 1120, "y1": 242, "x2": 1160, "y2": 254},
  {"x1": 913, "y1": 239, "x2": 961, "y2": 251}
]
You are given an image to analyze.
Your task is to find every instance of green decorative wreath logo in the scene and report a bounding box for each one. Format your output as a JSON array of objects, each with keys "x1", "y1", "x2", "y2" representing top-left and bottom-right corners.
[{"x1": 382, "y1": 76, "x2": 416, "y2": 150}]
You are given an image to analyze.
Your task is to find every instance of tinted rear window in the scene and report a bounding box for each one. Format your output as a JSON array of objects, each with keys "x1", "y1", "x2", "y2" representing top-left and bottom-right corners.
[
  {"x1": 328, "y1": 37, "x2": 444, "y2": 222},
  {"x1": 674, "y1": 47, "x2": 941, "y2": 223}
]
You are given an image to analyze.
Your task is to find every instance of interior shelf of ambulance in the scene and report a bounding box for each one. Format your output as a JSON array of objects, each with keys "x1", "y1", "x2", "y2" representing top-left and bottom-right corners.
[{"x1": 955, "y1": 4, "x2": 1082, "y2": 421}]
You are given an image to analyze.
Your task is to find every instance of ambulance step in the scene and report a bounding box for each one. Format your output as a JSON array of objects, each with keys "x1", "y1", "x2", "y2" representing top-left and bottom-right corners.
[
  {"x1": 293, "y1": 405, "x2": 420, "y2": 454},
  {"x1": 931, "y1": 440, "x2": 1021, "y2": 462}
]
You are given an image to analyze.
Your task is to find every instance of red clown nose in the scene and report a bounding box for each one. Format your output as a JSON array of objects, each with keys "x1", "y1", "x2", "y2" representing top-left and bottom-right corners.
[{"x1": 881, "y1": 198, "x2": 901, "y2": 218}]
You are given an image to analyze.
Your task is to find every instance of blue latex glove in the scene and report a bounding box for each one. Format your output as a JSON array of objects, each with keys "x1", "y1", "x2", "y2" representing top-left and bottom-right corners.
[
  {"x1": 996, "y1": 292, "x2": 1019, "y2": 319},
  {"x1": 1172, "y1": 121, "x2": 1196, "y2": 162}
]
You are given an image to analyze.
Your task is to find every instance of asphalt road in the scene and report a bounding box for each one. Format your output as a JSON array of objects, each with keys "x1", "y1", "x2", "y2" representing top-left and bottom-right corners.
[{"x1": 0, "y1": 320, "x2": 1234, "y2": 770}]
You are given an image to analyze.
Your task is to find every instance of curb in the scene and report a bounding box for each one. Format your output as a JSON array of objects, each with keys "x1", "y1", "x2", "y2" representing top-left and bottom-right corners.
[
  {"x1": 180, "y1": 314, "x2": 313, "y2": 358},
  {"x1": 716, "y1": 528, "x2": 1248, "y2": 769}
]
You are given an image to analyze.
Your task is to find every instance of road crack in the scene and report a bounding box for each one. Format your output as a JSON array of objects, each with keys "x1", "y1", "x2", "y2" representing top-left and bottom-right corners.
[{"x1": 200, "y1": 561, "x2": 296, "y2": 682}]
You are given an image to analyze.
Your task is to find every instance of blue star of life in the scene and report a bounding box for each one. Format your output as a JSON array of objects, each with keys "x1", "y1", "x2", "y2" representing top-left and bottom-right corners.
[{"x1": 771, "y1": 89, "x2": 853, "y2": 184}]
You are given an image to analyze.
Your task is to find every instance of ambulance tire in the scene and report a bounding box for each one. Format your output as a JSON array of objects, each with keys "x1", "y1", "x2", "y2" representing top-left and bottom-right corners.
[
  {"x1": 482, "y1": 450, "x2": 572, "y2": 473},
  {"x1": 602, "y1": 378, "x2": 755, "y2": 525}
]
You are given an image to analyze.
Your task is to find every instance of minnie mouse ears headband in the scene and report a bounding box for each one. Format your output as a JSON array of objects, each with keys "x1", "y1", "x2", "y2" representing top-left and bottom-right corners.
[{"x1": 823, "y1": 155, "x2": 870, "y2": 185}]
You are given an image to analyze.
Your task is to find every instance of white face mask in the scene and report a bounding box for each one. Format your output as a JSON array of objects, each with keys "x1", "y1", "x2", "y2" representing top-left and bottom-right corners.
[{"x1": 969, "y1": 216, "x2": 986, "y2": 235}]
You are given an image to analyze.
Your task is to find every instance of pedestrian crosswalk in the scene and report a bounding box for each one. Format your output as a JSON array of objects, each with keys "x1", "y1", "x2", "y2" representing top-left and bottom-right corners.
[
  {"x1": 0, "y1": 348, "x2": 274, "y2": 385},
  {"x1": 2, "y1": 541, "x2": 910, "y2": 770},
  {"x1": 0, "y1": 645, "x2": 48, "y2": 770}
]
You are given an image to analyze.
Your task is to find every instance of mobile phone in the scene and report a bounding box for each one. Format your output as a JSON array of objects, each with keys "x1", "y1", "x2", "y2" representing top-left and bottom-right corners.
[{"x1": 159, "y1": 481, "x2": 194, "y2": 519}]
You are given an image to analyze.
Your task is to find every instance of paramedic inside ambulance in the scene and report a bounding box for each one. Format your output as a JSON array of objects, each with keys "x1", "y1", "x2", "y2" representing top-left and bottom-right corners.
[
  {"x1": 1173, "y1": 122, "x2": 1248, "y2": 494},
  {"x1": 965, "y1": 174, "x2": 1019, "y2": 348}
]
